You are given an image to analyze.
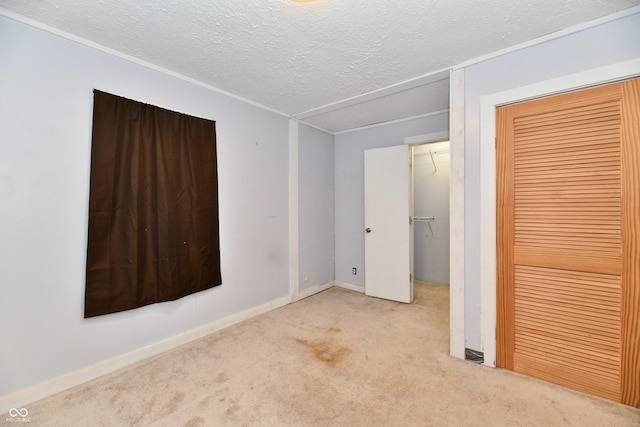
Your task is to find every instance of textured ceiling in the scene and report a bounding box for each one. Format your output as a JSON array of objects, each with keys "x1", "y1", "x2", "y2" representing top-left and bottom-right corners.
[{"x1": 1, "y1": 0, "x2": 639, "y2": 132}]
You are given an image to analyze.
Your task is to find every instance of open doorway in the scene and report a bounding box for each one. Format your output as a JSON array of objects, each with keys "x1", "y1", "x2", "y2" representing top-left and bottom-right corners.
[
  {"x1": 412, "y1": 141, "x2": 450, "y2": 286},
  {"x1": 362, "y1": 138, "x2": 452, "y2": 306}
]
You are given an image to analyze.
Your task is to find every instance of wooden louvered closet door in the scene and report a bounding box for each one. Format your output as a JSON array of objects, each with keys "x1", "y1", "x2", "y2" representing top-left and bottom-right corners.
[{"x1": 497, "y1": 78, "x2": 640, "y2": 408}]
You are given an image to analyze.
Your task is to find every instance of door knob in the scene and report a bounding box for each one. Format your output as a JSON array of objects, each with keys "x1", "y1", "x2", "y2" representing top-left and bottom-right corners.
[{"x1": 365, "y1": 228, "x2": 371, "y2": 233}]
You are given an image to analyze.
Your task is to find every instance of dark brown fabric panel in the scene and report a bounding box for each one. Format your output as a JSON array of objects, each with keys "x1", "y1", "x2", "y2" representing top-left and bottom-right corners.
[{"x1": 85, "y1": 90, "x2": 221, "y2": 318}]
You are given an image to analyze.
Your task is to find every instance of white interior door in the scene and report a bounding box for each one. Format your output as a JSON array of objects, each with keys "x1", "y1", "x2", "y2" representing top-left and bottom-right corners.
[{"x1": 364, "y1": 145, "x2": 413, "y2": 303}]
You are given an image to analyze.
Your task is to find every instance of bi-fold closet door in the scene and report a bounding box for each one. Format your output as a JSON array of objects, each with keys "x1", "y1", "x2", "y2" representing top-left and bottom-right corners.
[{"x1": 496, "y1": 78, "x2": 640, "y2": 408}]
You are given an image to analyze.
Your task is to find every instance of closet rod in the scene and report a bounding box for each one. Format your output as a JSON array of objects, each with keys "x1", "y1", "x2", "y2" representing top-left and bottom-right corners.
[{"x1": 413, "y1": 149, "x2": 450, "y2": 157}]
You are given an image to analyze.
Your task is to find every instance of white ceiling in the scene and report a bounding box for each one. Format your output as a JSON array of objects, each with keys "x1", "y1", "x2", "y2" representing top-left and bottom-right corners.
[{"x1": 1, "y1": 0, "x2": 638, "y2": 132}]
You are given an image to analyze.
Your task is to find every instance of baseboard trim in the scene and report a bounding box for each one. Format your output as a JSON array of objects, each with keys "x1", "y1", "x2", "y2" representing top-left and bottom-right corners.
[
  {"x1": 295, "y1": 280, "x2": 334, "y2": 301},
  {"x1": 334, "y1": 281, "x2": 365, "y2": 293},
  {"x1": 0, "y1": 294, "x2": 291, "y2": 414}
]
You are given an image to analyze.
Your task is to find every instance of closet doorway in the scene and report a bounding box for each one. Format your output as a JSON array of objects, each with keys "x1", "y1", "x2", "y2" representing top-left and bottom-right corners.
[{"x1": 413, "y1": 141, "x2": 450, "y2": 286}]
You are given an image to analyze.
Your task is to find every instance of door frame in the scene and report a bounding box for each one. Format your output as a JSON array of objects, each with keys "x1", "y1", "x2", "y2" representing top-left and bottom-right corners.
[
  {"x1": 405, "y1": 132, "x2": 460, "y2": 354},
  {"x1": 478, "y1": 58, "x2": 640, "y2": 368}
]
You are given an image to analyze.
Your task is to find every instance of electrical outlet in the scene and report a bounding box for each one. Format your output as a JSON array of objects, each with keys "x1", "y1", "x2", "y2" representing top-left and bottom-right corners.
[
  {"x1": 303, "y1": 272, "x2": 308, "y2": 282},
  {"x1": 352, "y1": 267, "x2": 357, "y2": 275}
]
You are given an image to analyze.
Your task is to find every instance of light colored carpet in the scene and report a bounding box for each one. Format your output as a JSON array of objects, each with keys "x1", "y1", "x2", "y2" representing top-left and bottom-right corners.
[{"x1": 4, "y1": 282, "x2": 640, "y2": 426}]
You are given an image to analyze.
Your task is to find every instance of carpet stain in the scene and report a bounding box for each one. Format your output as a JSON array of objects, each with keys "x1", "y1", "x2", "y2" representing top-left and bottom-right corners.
[
  {"x1": 143, "y1": 396, "x2": 157, "y2": 414},
  {"x1": 295, "y1": 338, "x2": 351, "y2": 367},
  {"x1": 165, "y1": 391, "x2": 186, "y2": 415},
  {"x1": 224, "y1": 398, "x2": 240, "y2": 419},
  {"x1": 215, "y1": 372, "x2": 230, "y2": 383},
  {"x1": 199, "y1": 395, "x2": 213, "y2": 407},
  {"x1": 182, "y1": 416, "x2": 206, "y2": 427}
]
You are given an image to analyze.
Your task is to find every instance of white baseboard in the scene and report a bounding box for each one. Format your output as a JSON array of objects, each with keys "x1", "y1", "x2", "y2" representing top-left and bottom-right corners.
[
  {"x1": 0, "y1": 294, "x2": 291, "y2": 414},
  {"x1": 333, "y1": 281, "x2": 365, "y2": 293},
  {"x1": 295, "y1": 280, "x2": 334, "y2": 301}
]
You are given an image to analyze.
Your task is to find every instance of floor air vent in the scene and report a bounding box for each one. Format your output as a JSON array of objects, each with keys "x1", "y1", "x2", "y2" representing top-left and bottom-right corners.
[{"x1": 465, "y1": 348, "x2": 484, "y2": 364}]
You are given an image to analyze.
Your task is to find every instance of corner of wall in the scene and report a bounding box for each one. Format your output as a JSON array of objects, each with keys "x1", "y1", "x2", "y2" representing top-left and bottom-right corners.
[{"x1": 449, "y1": 68, "x2": 466, "y2": 360}]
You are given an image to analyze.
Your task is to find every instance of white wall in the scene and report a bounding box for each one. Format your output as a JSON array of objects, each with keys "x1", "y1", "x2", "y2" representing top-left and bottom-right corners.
[
  {"x1": 334, "y1": 114, "x2": 449, "y2": 287},
  {"x1": 298, "y1": 124, "x2": 335, "y2": 291},
  {"x1": 0, "y1": 15, "x2": 291, "y2": 396},
  {"x1": 460, "y1": 11, "x2": 640, "y2": 351}
]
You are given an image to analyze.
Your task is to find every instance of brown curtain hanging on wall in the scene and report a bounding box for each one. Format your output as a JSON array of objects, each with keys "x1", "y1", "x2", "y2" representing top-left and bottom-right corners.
[{"x1": 85, "y1": 90, "x2": 221, "y2": 318}]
